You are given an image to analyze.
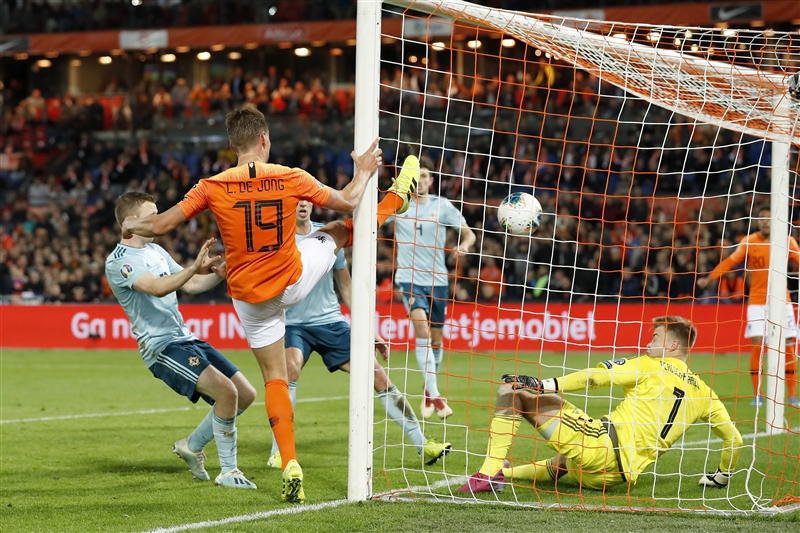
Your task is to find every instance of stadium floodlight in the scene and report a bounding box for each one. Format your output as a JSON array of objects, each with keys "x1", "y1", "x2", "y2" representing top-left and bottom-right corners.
[{"x1": 349, "y1": 0, "x2": 800, "y2": 516}]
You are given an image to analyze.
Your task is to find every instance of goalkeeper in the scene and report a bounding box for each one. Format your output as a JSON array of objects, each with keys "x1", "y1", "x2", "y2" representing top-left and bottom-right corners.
[{"x1": 460, "y1": 316, "x2": 743, "y2": 493}]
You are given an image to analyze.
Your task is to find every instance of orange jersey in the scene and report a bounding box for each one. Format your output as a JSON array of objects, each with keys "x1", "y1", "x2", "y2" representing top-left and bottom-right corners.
[
  {"x1": 178, "y1": 162, "x2": 331, "y2": 303},
  {"x1": 710, "y1": 232, "x2": 800, "y2": 305}
]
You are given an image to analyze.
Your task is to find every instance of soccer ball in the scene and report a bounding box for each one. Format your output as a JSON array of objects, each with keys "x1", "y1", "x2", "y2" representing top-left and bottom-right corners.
[{"x1": 497, "y1": 192, "x2": 543, "y2": 235}]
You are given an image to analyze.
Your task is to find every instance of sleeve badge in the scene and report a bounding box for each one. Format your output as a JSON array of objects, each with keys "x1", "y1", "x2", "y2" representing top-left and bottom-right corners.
[{"x1": 120, "y1": 264, "x2": 134, "y2": 279}]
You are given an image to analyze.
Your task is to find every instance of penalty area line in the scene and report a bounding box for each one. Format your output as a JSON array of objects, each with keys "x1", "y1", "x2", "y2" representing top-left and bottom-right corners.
[
  {"x1": 139, "y1": 499, "x2": 350, "y2": 533},
  {"x1": 0, "y1": 395, "x2": 348, "y2": 425}
]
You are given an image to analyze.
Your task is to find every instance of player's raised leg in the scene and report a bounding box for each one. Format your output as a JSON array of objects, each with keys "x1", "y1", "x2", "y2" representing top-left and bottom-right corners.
[{"x1": 320, "y1": 155, "x2": 420, "y2": 252}]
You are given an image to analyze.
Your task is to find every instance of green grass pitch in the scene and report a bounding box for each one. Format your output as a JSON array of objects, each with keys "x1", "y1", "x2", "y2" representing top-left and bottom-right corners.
[{"x1": 1, "y1": 348, "x2": 797, "y2": 532}]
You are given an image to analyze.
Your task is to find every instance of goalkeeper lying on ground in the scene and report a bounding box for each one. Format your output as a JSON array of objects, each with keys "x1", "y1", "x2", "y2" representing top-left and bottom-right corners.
[{"x1": 459, "y1": 315, "x2": 743, "y2": 493}]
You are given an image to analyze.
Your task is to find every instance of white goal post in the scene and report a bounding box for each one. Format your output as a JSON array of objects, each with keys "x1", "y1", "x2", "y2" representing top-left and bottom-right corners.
[{"x1": 348, "y1": 0, "x2": 799, "y2": 511}]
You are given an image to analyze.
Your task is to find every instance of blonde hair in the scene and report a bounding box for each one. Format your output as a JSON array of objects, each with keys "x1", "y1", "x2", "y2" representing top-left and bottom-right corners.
[{"x1": 652, "y1": 315, "x2": 697, "y2": 349}]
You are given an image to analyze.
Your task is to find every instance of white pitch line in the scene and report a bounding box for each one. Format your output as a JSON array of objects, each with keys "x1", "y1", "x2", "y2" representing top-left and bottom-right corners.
[
  {"x1": 0, "y1": 396, "x2": 349, "y2": 425},
  {"x1": 139, "y1": 499, "x2": 350, "y2": 533}
]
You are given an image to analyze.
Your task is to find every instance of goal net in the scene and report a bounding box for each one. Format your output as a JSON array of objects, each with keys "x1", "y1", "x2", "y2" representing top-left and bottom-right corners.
[{"x1": 351, "y1": 0, "x2": 800, "y2": 514}]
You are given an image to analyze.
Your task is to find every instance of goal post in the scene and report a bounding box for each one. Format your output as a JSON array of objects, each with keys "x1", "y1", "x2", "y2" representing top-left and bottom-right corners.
[
  {"x1": 350, "y1": 0, "x2": 800, "y2": 513},
  {"x1": 348, "y1": 0, "x2": 382, "y2": 502}
]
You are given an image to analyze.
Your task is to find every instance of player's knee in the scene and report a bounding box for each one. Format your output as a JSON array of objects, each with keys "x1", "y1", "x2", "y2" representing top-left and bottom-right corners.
[
  {"x1": 320, "y1": 220, "x2": 349, "y2": 250},
  {"x1": 497, "y1": 383, "x2": 516, "y2": 404},
  {"x1": 216, "y1": 378, "x2": 239, "y2": 406},
  {"x1": 237, "y1": 379, "x2": 257, "y2": 409},
  {"x1": 285, "y1": 359, "x2": 303, "y2": 382}
]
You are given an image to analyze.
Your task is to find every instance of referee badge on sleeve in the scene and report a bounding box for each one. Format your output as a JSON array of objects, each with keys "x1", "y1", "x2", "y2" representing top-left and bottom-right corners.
[{"x1": 120, "y1": 264, "x2": 134, "y2": 279}]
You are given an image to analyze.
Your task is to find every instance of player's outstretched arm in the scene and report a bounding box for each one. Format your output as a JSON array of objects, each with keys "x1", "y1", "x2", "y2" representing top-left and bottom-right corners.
[
  {"x1": 698, "y1": 394, "x2": 743, "y2": 488},
  {"x1": 133, "y1": 239, "x2": 220, "y2": 297},
  {"x1": 324, "y1": 138, "x2": 382, "y2": 213},
  {"x1": 503, "y1": 360, "x2": 640, "y2": 394},
  {"x1": 182, "y1": 257, "x2": 227, "y2": 295},
  {"x1": 122, "y1": 204, "x2": 188, "y2": 239}
]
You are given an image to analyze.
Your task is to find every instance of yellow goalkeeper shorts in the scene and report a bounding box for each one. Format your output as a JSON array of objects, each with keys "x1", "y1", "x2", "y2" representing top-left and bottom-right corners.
[{"x1": 545, "y1": 400, "x2": 627, "y2": 491}]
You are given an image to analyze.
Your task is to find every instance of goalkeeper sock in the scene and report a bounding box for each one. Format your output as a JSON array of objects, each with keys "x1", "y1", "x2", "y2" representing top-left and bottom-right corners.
[
  {"x1": 432, "y1": 346, "x2": 444, "y2": 372},
  {"x1": 270, "y1": 381, "x2": 297, "y2": 456},
  {"x1": 503, "y1": 459, "x2": 563, "y2": 483},
  {"x1": 377, "y1": 385, "x2": 426, "y2": 452},
  {"x1": 265, "y1": 379, "x2": 297, "y2": 467},
  {"x1": 750, "y1": 344, "x2": 762, "y2": 397},
  {"x1": 212, "y1": 411, "x2": 238, "y2": 474},
  {"x1": 478, "y1": 414, "x2": 521, "y2": 475},
  {"x1": 415, "y1": 338, "x2": 440, "y2": 399},
  {"x1": 786, "y1": 344, "x2": 797, "y2": 398},
  {"x1": 377, "y1": 192, "x2": 405, "y2": 227},
  {"x1": 188, "y1": 408, "x2": 215, "y2": 453}
]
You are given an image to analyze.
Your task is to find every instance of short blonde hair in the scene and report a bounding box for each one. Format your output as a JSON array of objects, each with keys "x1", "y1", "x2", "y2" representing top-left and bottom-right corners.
[
  {"x1": 225, "y1": 106, "x2": 268, "y2": 153},
  {"x1": 652, "y1": 315, "x2": 697, "y2": 349}
]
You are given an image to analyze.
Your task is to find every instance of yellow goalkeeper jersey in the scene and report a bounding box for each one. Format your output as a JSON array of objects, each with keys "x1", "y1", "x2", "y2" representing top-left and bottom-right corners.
[{"x1": 555, "y1": 355, "x2": 742, "y2": 484}]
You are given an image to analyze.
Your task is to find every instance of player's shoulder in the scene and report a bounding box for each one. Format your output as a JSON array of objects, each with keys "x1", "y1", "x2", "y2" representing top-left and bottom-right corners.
[
  {"x1": 258, "y1": 162, "x2": 305, "y2": 177},
  {"x1": 106, "y1": 243, "x2": 140, "y2": 265},
  {"x1": 597, "y1": 356, "x2": 638, "y2": 370},
  {"x1": 144, "y1": 242, "x2": 169, "y2": 257},
  {"x1": 311, "y1": 221, "x2": 326, "y2": 231}
]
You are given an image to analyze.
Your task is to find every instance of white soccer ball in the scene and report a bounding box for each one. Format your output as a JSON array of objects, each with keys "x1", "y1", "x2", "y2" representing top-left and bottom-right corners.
[{"x1": 497, "y1": 192, "x2": 543, "y2": 235}]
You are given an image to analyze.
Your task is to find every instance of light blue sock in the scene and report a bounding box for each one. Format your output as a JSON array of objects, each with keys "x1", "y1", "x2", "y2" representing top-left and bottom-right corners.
[
  {"x1": 188, "y1": 408, "x2": 214, "y2": 453},
  {"x1": 432, "y1": 346, "x2": 444, "y2": 372},
  {"x1": 415, "y1": 338, "x2": 440, "y2": 398},
  {"x1": 377, "y1": 386, "x2": 426, "y2": 453},
  {"x1": 212, "y1": 411, "x2": 237, "y2": 473},
  {"x1": 188, "y1": 407, "x2": 247, "y2": 453},
  {"x1": 271, "y1": 381, "x2": 297, "y2": 455}
]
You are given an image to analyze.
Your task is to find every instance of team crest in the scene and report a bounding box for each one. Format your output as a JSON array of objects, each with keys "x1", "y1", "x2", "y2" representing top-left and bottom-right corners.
[
  {"x1": 188, "y1": 356, "x2": 200, "y2": 366},
  {"x1": 120, "y1": 264, "x2": 134, "y2": 279},
  {"x1": 315, "y1": 235, "x2": 328, "y2": 244}
]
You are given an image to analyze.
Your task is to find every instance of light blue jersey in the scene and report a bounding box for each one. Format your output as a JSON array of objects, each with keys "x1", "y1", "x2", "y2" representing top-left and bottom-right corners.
[
  {"x1": 286, "y1": 222, "x2": 347, "y2": 326},
  {"x1": 387, "y1": 195, "x2": 466, "y2": 287},
  {"x1": 106, "y1": 243, "x2": 195, "y2": 367}
]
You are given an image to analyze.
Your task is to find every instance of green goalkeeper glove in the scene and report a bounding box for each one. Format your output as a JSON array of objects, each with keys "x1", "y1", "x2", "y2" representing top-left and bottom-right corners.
[
  {"x1": 502, "y1": 374, "x2": 543, "y2": 392},
  {"x1": 698, "y1": 469, "x2": 731, "y2": 488}
]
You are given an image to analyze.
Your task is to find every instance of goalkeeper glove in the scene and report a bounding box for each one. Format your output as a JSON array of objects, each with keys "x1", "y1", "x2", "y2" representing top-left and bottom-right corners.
[
  {"x1": 502, "y1": 374, "x2": 543, "y2": 392},
  {"x1": 698, "y1": 469, "x2": 731, "y2": 488}
]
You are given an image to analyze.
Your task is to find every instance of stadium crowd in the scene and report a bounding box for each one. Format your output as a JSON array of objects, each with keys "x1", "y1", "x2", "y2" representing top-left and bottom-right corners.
[{"x1": 1, "y1": 49, "x2": 787, "y2": 307}]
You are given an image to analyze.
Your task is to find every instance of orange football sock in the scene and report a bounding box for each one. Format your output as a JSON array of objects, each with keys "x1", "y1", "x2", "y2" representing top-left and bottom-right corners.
[
  {"x1": 785, "y1": 343, "x2": 797, "y2": 398},
  {"x1": 343, "y1": 218, "x2": 354, "y2": 248},
  {"x1": 265, "y1": 379, "x2": 297, "y2": 466},
  {"x1": 750, "y1": 344, "x2": 762, "y2": 397},
  {"x1": 377, "y1": 192, "x2": 405, "y2": 228}
]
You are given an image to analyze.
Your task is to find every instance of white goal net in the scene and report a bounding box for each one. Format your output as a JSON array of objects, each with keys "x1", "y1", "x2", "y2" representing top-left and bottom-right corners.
[{"x1": 349, "y1": 0, "x2": 800, "y2": 515}]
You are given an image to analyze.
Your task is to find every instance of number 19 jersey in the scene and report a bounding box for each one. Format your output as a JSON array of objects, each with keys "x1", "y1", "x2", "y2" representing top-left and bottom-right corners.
[{"x1": 179, "y1": 161, "x2": 331, "y2": 303}]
